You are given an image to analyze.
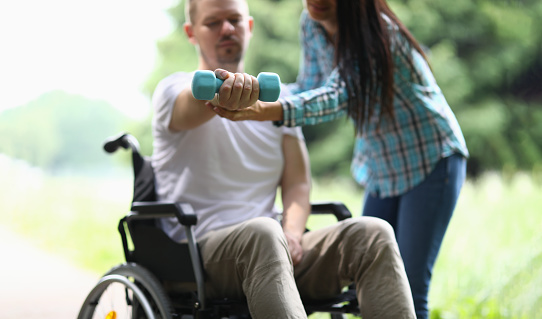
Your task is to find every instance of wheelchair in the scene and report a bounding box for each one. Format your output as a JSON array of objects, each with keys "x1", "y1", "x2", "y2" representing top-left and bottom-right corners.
[{"x1": 77, "y1": 133, "x2": 360, "y2": 319}]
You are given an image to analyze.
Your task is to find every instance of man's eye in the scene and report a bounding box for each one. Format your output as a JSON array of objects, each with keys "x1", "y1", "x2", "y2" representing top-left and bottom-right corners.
[
  {"x1": 229, "y1": 19, "x2": 240, "y2": 25},
  {"x1": 206, "y1": 21, "x2": 219, "y2": 27}
]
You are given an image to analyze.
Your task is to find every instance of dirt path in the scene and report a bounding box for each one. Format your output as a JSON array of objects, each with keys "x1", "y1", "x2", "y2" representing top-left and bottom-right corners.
[{"x1": 0, "y1": 225, "x2": 99, "y2": 319}]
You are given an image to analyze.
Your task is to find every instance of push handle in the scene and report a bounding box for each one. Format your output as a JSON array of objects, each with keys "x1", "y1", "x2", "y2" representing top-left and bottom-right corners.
[
  {"x1": 103, "y1": 132, "x2": 140, "y2": 154},
  {"x1": 191, "y1": 70, "x2": 281, "y2": 102}
]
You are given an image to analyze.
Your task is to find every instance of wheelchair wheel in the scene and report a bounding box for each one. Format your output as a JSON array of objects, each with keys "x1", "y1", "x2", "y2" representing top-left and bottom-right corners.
[{"x1": 78, "y1": 263, "x2": 173, "y2": 319}]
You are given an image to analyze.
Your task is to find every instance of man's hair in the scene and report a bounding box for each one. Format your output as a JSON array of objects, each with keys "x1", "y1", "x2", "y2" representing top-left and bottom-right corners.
[
  {"x1": 184, "y1": 0, "x2": 196, "y2": 24},
  {"x1": 184, "y1": 0, "x2": 250, "y2": 24}
]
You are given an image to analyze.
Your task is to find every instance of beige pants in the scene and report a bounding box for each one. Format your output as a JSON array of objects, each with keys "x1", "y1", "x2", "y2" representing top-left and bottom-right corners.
[{"x1": 198, "y1": 216, "x2": 415, "y2": 319}]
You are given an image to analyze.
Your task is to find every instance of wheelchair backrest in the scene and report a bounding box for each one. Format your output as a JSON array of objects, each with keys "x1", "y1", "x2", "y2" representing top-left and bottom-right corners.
[
  {"x1": 103, "y1": 132, "x2": 157, "y2": 202},
  {"x1": 105, "y1": 133, "x2": 200, "y2": 283}
]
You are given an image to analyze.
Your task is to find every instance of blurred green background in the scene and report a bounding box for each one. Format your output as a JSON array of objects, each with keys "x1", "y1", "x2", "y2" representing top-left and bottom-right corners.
[{"x1": 1, "y1": 0, "x2": 541, "y2": 318}]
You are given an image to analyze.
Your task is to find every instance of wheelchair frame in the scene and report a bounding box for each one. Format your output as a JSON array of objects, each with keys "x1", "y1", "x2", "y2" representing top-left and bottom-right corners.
[{"x1": 77, "y1": 133, "x2": 360, "y2": 319}]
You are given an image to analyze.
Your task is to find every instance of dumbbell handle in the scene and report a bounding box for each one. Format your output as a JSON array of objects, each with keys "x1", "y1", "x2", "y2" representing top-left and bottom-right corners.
[
  {"x1": 192, "y1": 70, "x2": 281, "y2": 102},
  {"x1": 210, "y1": 77, "x2": 227, "y2": 94}
]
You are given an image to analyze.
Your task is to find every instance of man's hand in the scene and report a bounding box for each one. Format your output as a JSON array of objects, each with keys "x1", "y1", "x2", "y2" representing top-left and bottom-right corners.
[
  {"x1": 214, "y1": 69, "x2": 259, "y2": 111},
  {"x1": 284, "y1": 230, "x2": 304, "y2": 266}
]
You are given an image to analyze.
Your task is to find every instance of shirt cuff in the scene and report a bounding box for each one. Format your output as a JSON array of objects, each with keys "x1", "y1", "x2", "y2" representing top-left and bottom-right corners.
[{"x1": 273, "y1": 98, "x2": 290, "y2": 127}]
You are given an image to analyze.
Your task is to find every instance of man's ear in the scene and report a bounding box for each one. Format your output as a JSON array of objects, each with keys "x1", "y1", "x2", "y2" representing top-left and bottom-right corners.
[
  {"x1": 248, "y1": 16, "x2": 254, "y2": 33},
  {"x1": 184, "y1": 22, "x2": 197, "y2": 45}
]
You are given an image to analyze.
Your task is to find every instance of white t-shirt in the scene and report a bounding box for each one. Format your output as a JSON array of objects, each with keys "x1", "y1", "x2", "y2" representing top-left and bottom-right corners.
[{"x1": 151, "y1": 71, "x2": 304, "y2": 241}]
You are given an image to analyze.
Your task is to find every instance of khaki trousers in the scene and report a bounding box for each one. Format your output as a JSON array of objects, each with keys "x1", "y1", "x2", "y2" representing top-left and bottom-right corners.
[{"x1": 198, "y1": 216, "x2": 415, "y2": 319}]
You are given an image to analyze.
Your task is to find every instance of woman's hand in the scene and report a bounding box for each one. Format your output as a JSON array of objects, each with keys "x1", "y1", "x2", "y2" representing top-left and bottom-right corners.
[{"x1": 208, "y1": 100, "x2": 284, "y2": 122}]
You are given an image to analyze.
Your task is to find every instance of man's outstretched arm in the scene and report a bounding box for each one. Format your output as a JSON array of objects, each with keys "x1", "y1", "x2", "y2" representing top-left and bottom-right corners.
[{"x1": 169, "y1": 70, "x2": 259, "y2": 131}]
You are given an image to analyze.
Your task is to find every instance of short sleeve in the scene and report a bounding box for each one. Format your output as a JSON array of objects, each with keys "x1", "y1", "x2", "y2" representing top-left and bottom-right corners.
[
  {"x1": 281, "y1": 126, "x2": 304, "y2": 140},
  {"x1": 152, "y1": 72, "x2": 194, "y2": 132}
]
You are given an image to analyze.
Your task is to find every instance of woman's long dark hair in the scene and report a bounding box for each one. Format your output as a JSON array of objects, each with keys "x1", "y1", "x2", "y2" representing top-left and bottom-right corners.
[{"x1": 335, "y1": 0, "x2": 428, "y2": 132}]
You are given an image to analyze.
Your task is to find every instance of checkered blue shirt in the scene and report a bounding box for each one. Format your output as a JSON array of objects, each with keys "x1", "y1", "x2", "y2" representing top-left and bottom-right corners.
[{"x1": 280, "y1": 10, "x2": 469, "y2": 197}]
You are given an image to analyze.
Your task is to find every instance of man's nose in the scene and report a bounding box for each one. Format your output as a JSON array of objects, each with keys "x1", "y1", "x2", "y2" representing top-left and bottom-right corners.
[{"x1": 220, "y1": 20, "x2": 235, "y2": 35}]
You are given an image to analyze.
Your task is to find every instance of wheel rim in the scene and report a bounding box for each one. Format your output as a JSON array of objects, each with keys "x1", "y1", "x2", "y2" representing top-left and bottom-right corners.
[{"x1": 78, "y1": 274, "x2": 155, "y2": 319}]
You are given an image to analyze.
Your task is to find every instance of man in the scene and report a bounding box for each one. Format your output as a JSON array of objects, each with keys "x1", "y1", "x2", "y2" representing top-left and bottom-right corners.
[{"x1": 151, "y1": 0, "x2": 416, "y2": 318}]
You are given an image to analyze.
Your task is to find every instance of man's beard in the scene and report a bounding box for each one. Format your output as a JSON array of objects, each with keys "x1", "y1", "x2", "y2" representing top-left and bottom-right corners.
[
  {"x1": 215, "y1": 36, "x2": 242, "y2": 65},
  {"x1": 200, "y1": 50, "x2": 241, "y2": 71},
  {"x1": 217, "y1": 51, "x2": 242, "y2": 64}
]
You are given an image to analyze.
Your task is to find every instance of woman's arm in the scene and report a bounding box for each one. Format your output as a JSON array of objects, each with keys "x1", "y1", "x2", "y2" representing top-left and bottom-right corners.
[
  {"x1": 287, "y1": 10, "x2": 327, "y2": 95},
  {"x1": 210, "y1": 68, "x2": 349, "y2": 127}
]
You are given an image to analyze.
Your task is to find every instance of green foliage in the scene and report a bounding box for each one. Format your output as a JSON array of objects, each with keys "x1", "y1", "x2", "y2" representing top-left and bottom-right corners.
[
  {"x1": 428, "y1": 173, "x2": 542, "y2": 318},
  {"x1": 391, "y1": 0, "x2": 542, "y2": 175},
  {"x1": 143, "y1": 0, "x2": 542, "y2": 179},
  {"x1": 244, "y1": 0, "x2": 303, "y2": 82},
  {"x1": 1, "y1": 0, "x2": 539, "y2": 178},
  {"x1": 0, "y1": 91, "x2": 130, "y2": 173},
  {"x1": 303, "y1": 119, "x2": 356, "y2": 178}
]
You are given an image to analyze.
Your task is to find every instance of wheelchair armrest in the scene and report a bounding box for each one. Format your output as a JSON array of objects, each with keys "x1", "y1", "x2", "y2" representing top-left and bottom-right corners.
[
  {"x1": 131, "y1": 201, "x2": 198, "y2": 226},
  {"x1": 310, "y1": 201, "x2": 352, "y2": 221}
]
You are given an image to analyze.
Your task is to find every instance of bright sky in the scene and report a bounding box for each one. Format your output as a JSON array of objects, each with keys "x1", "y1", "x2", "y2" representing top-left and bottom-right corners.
[{"x1": 0, "y1": 0, "x2": 177, "y2": 119}]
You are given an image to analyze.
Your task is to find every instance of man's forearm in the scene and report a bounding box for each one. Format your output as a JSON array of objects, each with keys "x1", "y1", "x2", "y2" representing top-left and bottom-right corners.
[
  {"x1": 281, "y1": 184, "x2": 311, "y2": 239},
  {"x1": 169, "y1": 88, "x2": 217, "y2": 131}
]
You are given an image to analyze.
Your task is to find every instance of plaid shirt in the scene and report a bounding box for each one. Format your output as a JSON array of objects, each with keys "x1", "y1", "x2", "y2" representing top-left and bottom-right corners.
[{"x1": 280, "y1": 10, "x2": 469, "y2": 197}]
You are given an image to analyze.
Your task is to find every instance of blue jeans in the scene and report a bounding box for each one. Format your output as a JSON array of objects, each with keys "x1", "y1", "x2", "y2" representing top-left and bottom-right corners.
[{"x1": 362, "y1": 154, "x2": 466, "y2": 319}]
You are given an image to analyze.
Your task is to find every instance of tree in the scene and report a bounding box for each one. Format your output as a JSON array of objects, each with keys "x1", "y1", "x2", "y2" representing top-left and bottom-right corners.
[
  {"x1": 141, "y1": 0, "x2": 542, "y2": 178},
  {"x1": 392, "y1": 0, "x2": 542, "y2": 176},
  {"x1": 0, "y1": 91, "x2": 130, "y2": 173}
]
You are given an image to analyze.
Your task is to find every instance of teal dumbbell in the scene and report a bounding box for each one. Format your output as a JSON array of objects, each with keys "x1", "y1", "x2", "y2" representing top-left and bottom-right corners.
[{"x1": 191, "y1": 70, "x2": 281, "y2": 102}]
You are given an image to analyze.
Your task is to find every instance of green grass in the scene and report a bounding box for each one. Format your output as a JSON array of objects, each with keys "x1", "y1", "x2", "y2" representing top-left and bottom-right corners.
[
  {"x1": 308, "y1": 174, "x2": 542, "y2": 318},
  {"x1": 0, "y1": 157, "x2": 130, "y2": 274},
  {"x1": 428, "y1": 173, "x2": 542, "y2": 318},
  {"x1": 1, "y1": 156, "x2": 541, "y2": 318}
]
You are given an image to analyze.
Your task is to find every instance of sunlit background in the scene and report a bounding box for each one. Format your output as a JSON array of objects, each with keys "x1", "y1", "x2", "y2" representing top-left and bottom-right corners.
[{"x1": 0, "y1": 0, "x2": 175, "y2": 118}]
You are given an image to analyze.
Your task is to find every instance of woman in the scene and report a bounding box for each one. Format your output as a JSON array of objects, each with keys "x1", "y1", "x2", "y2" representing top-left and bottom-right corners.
[{"x1": 210, "y1": 0, "x2": 468, "y2": 317}]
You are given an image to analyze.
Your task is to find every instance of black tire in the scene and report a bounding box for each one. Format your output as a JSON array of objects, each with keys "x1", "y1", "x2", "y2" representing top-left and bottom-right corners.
[{"x1": 78, "y1": 263, "x2": 173, "y2": 319}]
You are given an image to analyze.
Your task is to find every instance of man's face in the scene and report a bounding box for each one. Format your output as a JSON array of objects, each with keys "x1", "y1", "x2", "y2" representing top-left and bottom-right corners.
[{"x1": 186, "y1": 0, "x2": 253, "y2": 71}]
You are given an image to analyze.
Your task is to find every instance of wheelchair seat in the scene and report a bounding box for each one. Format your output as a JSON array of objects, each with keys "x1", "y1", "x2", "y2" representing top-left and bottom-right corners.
[{"x1": 77, "y1": 132, "x2": 360, "y2": 319}]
